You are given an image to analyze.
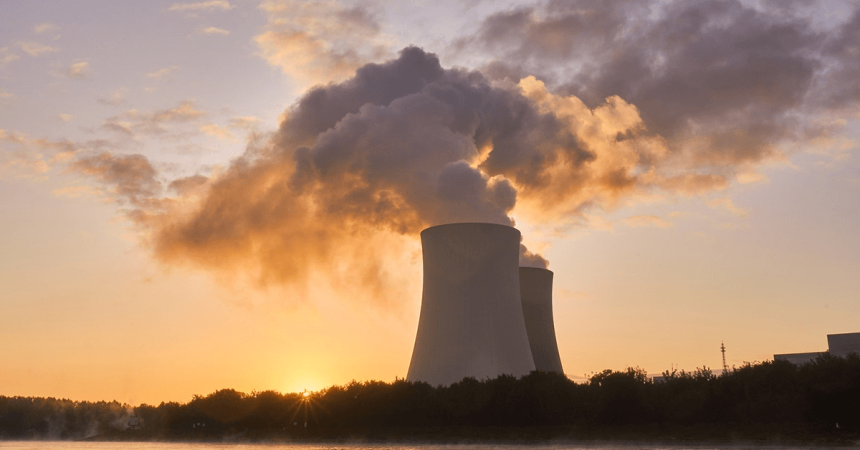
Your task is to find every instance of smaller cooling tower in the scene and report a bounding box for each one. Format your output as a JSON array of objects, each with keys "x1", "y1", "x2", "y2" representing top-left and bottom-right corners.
[
  {"x1": 407, "y1": 223, "x2": 536, "y2": 386},
  {"x1": 519, "y1": 267, "x2": 564, "y2": 373}
]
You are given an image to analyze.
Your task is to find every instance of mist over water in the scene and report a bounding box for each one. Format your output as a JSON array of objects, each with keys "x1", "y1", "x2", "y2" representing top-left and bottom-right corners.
[{"x1": 0, "y1": 444, "x2": 848, "y2": 450}]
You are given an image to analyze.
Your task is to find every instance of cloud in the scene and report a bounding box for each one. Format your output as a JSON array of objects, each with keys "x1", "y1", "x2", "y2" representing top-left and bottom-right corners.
[
  {"x1": 623, "y1": 215, "x2": 673, "y2": 228},
  {"x1": 34, "y1": 23, "x2": 59, "y2": 34},
  {"x1": 19, "y1": 41, "x2": 59, "y2": 56},
  {"x1": 509, "y1": 76, "x2": 670, "y2": 217},
  {"x1": 0, "y1": 152, "x2": 51, "y2": 178},
  {"x1": 520, "y1": 244, "x2": 549, "y2": 269},
  {"x1": 58, "y1": 113, "x2": 74, "y2": 122},
  {"x1": 458, "y1": 0, "x2": 857, "y2": 170},
  {"x1": 98, "y1": 89, "x2": 127, "y2": 106},
  {"x1": 708, "y1": 197, "x2": 747, "y2": 217},
  {"x1": 69, "y1": 153, "x2": 161, "y2": 206},
  {"x1": 0, "y1": 47, "x2": 20, "y2": 68},
  {"x1": 52, "y1": 185, "x2": 103, "y2": 199},
  {"x1": 146, "y1": 66, "x2": 178, "y2": 79},
  {"x1": 735, "y1": 171, "x2": 767, "y2": 184},
  {"x1": 255, "y1": 0, "x2": 393, "y2": 87},
  {"x1": 0, "y1": 129, "x2": 82, "y2": 178},
  {"x1": 139, "y1": 47, "x2": 729, "y2": 293},
  {"x1": 66, "y1": 61, "x2": 90, "y2": 79},
  {"x1": 64, "y1": 2, "x2": 860, "y2": 306},
  {"x1": 167, "y1": 1, "x2": 233, "y2": 13},
  {"x1": 0, "y1": 88, "x2": 12, "y2": 105},
  {"x1": 200, "y1": 27, "x2": 230, "y2": 36},
  {"x1": 200, "y1": 123, "x2": 236, "y2": 141},
  {"x1": 101, "y1": 101, "x2": 206, "y2": 138},
  {"x1": 813, "y1": 8, "x2": 860, "y2": 112},
  {"x1": 168, "y1": 174, "x2": 209, "y2": 196},
  {"x1": 228, "y1": 116, "x2": 262, "y2": 129}
]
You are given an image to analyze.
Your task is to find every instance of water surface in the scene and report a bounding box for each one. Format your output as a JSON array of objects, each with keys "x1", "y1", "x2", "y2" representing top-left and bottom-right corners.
[{"x1": 0, "y1": 443, "x2": 850, "y2": 450}]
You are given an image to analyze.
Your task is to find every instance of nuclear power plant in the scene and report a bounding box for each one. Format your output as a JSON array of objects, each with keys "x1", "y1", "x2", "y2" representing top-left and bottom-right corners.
[
  {"x1": 520, "y1": 267, "x2": 565, "y2": 374},
  {"x1": 406, "y1": 223, "x2": 564, "y2": 386}
]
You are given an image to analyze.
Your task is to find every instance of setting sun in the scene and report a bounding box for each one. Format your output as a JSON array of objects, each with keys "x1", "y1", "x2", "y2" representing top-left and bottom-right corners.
[{"x1": 1, "y1": 0, "x2": 859, "y2": 419}]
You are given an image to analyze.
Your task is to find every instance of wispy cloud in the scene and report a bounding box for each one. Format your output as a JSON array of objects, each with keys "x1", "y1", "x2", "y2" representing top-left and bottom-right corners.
[
  {"x1": 708, "y1": 198, "x2": 748, "y2": 217},
  {"x1": 98, "y1": 88, "x2": 127, "y2": 105},
  {"x1": 200, "y1": 26, "x2": 230, "y2": 36},
  {"x1": 146, "y1": 66, "x2": 178, "y2": 79},
  {"x1": 69, "y1": 153, "x2": 161, "y2": 206},
  {"x1": 228, "y1": 116, "x2": 261, "y2": 129},
  {"x1": 0, "y1": 47, "x2": 20, "y2": 68},
  {"x1": 736, "y1": 171, "x2": 768, "y2": 184},
  {"x1": 623, "y1": 215, "x2": 673, "y2": 229},
  {"x1": 66, "y1": 61, "x2": 90, "y2": 79},
  {"x1": 200, "y1": 123, "x2": 236, "y2": 141},
  {"x1": 167, "y1": 1, "x2": 233, "y2": 13},
  {"x1": 102, "y1": 101, "x2": 206, "y2": 137},
  {"x1": 19, "y1": 41, "x2": 59, "y2": 56},
  {"x1": 0, "y1": 129, "x2": 80, "y2": 179},
  {"x1": 1, "y1": 153, "x2": 51, "y2": 178},
  {"x1": 0, "y1": 88, "x2": 12, "y2": 104},
  {"x1": 34, "y1": 23, "x2": 59, "y2": 34},
  {"x1": 255, "y1": 0, "x2": 392, "y2": 86},
  {"x1": 52, "y1": 185, "x2": 103, "y2": 199}
]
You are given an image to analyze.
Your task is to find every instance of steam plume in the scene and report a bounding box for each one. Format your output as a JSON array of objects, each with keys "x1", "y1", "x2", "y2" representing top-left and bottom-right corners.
[
  {"x1": 151, "y1": 46, "x2": 675, "y2": 282},
  {"x1": 67, "y1": 0, "x2": 860, "y2": 300}
]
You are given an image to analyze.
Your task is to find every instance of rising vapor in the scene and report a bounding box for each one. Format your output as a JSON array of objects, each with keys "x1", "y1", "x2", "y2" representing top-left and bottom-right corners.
[
  {"x1": 149, "y1": 47, "x2": 671, "y2": 286},
  {"x1": 63, "y1": 0, "x2": 860, "y2": 304}
]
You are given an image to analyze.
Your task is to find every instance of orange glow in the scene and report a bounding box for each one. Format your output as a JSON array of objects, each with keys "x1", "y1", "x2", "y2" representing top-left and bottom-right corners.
[{"x1": 2, "y1": 1, "x2": 860, "y2": 408}]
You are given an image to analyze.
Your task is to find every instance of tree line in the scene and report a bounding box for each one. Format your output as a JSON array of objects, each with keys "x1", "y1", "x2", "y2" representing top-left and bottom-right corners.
[{"x1": 2, "y1": 354, "x2": 859, "y2": 441}]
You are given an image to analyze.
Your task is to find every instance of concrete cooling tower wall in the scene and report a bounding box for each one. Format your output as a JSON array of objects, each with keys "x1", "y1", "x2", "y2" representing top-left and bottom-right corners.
[
  {"x1": 406, "y1": 223, "x2": 536, "y2": 386},
  {"x1": 519, "y1": 267, "x2": 564, "y2": 374}
]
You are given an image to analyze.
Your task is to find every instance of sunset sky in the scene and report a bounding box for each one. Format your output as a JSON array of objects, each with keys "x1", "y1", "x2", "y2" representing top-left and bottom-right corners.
[{"x1": 2, "y1": 0, "x2": 859, "y2": 406}]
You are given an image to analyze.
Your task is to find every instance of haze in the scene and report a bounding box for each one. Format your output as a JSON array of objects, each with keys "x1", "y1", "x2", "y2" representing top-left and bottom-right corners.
[{"x1": 1, "y1": 0, "x2": 859, "y2": 405}]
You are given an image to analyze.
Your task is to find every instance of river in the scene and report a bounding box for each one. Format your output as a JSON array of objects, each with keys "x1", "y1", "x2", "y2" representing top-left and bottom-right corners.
[{"x1": 0, "y1": 443, "x2": 851, "y2": 450}]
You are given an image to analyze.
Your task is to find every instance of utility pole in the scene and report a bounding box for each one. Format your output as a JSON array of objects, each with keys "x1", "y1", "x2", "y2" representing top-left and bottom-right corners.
[{"x1": 721, "y1": 341, "x2": 728, "y2": 374}]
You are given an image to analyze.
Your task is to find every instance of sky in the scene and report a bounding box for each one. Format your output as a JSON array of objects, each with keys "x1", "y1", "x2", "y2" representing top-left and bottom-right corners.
[{"x1": 1, "y1": 0, "x2": 859, "y2": 406}]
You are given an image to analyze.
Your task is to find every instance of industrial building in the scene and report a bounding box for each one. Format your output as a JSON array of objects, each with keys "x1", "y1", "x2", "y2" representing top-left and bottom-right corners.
[
  {"x1": 406, "y1": 223, "x2": 537, "y2": 386},
  {"x1": 406, "y1": 223, "x2": 565, "y2": 386},
  {"x1": 774, "y1": 332, "x2": 860, "y2": 365},
  {"x1": 827, "y1": 332, "x2": 860, "y2": 357},
  {"x1": 773, "y1": 351, "x2": 826, "y2": 365},
  {"x1": 519, "y1": 267, "x2": 564, "y2": 374}
]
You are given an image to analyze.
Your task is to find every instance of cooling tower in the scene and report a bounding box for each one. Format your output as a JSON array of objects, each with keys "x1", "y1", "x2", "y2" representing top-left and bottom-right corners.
[
  {"x1": 406, "y1": 223, "x2": 536, "y2": 386},
  {"x1": 519, "y1": 267, "x2": 564, "y2": 373}
]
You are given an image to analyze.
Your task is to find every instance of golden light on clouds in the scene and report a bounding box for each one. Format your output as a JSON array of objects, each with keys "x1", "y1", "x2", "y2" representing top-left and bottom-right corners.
[
  {"x1": 19, "y1": 41, "x2": 59, "y2": 57},
  {"x1": 167, "y1": 0, "x2": 234, "y2": 13},
  {"x1": 66, "y1": 61, "x2": 90, "y2": 79},
  {"x1": 255, "y1": 0, "x2": 392, "y2": 86},
  {"x1": 200, "y1": 26, "x2": 231, "y2": 36}
]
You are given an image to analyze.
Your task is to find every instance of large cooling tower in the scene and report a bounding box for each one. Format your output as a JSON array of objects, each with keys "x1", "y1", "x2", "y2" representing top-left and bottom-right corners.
[
  {"x1": 406, "y1": 223, "x2": 536, "y2": 386},
  {"x1": 519, "y1": 267, "x2": 564, "y2": 373}
]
